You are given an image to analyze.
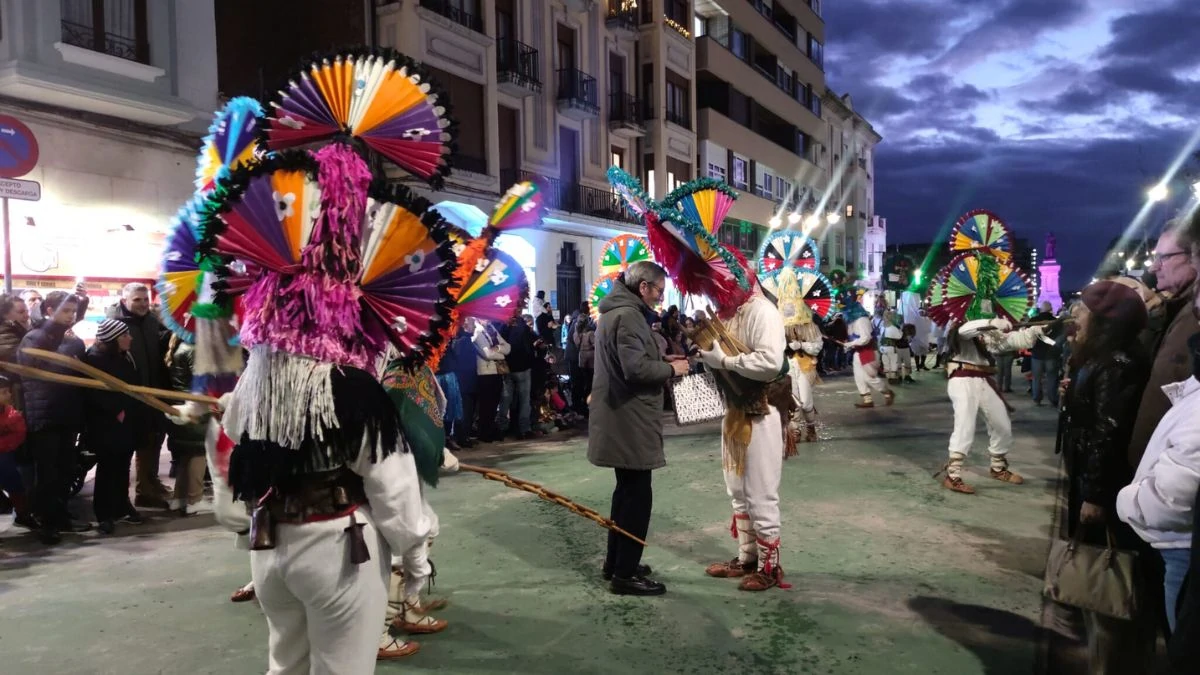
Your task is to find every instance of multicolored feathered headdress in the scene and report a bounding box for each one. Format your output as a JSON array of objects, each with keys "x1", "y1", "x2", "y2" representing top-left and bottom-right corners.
[
  {"x1": 836, "y1": 284, "x2": 870, "y2": 323},
  {"x1": 760, "y1": 267, "x2": 835, "y2": 328},
  {"x1": 926, "y1": 209, "x2": 1033, "y2": 324},
  {"x1": 607, "y1": 167, "x2": 753, "y2": 317}
]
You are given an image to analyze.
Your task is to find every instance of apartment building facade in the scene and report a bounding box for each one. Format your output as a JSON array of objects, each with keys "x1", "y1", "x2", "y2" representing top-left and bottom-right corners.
[
  {"x1": 0, "y1": 0, "x2": 218, "y2": 301},
  {"x1": 820, "y1": 89, "x2": 881, "y2": 282}
]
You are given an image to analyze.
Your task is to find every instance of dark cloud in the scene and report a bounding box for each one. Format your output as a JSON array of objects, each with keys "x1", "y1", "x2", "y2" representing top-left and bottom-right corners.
[{"x1": 823, "y1": 0, "x2": 1200, "y2": 290}]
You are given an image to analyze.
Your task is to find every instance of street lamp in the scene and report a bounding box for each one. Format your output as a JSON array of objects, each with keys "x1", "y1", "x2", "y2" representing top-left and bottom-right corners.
[
  {"x1": 804, "y1": 214, "x2": 820, "y2": 228},
  {"x1": 826, "y1": 212, "x2": 841, "y2": 225},
  {"x1": 1125, "y1": 258, "x2": 1136, "y2": 270},
  {"x1": 769, "y1": 215, "x2": 782, "y2": 229},
  {"x1": 1148, "y1": 183, "x2": 1169, "y2": 202},
  {"x1": 787, "y1": 211, "x2": 801, "y2": 225}
]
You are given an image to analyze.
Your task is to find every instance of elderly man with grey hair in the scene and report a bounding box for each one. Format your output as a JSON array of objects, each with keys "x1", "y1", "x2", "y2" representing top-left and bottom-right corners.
[
  {"x1": 106, "y1": 282, "x2": 171, "y2": 508},
  {"x1": 587, "y1": 261, "x2": 689, "y2": 596}
]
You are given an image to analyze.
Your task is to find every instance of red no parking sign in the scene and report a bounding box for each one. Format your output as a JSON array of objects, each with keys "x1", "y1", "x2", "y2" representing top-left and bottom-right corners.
[{"x1": 0, "y1": 115, "x2": 40, "y2": 178}]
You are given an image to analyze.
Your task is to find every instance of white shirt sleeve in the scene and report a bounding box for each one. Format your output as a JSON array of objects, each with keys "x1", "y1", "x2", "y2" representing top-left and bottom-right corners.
[
  {"x1": 722, "y1": 300, "x2": 786, "y2": 382},
  {"x1": 352, "y1": 440, "x2": 433, "y2": 557},
  {"x1": 843, "y1": 317, "x2": 873, "y2": 348},
  {"x1": 1117, "y1": 425, "x2": 1200, "y2": 535}
]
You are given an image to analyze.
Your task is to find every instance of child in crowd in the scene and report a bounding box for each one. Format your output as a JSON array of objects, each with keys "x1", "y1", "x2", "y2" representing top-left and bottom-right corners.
[{"x1": 0, "y1": 375, "x2": 32, "y2": 527}]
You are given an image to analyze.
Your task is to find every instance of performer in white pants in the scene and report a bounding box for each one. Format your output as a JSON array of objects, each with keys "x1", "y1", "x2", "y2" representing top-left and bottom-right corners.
[
  {"x1": 698, "y1": 290, "x2": 792, "y2": 591},
  {"x1": 769, "y1": 267, "x2": 823, "y2": 442},
  {"x1": 880, "y1": 324, "x2": 903, "y2": 384},
  {"x1": 841, "y1": 290, "x2": 894, "y2": 408},
  {"x1": 939, "y1": 318, "x2": 1045, "y2": 494}
]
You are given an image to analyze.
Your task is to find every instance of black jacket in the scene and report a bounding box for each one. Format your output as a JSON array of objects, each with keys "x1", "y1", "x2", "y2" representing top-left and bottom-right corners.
[
  {"x1": 164, "y1": 342, "x2": 208, "y2": 457},
  {"x1": 105, "y1": 303, "x2": 168, "y2": 389},
  {"x1": 1058, "y1": 350, "x2": 1147, "y2": 543},
  {"x1": 16, "y1": 322, "x2": 85, "y2": 431},
  {"x1": 1168, "y1": 484, "x2": 1200, "y2": 672},
  {"x1": 81, "y1": 344, "x2": 145, "y2": 451},
  {"x1": 1030, "y1": 312, "x2": 1062, "y2": 359},
  {"x1": 503, "y1": 320, "x2": 536, "y2": 373},
  {"x1": 0, "y1": 319, "x2": 28, "y2": 363}
]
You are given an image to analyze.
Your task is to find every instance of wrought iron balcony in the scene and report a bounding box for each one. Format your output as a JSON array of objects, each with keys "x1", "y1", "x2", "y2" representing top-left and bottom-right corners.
[
  {"x1": 497, "y1": 38, "x2": 542, "y2": 96},
  {"x1": 608, "y1": 92, "x2": 646, "y2": 138},
  {"x1": 665, "y1": 106, "x2": 691, "y2": 130},
  {"x1": 60, "y1": 19, "x2": 149, "y2": 64},
  {"x1": 419, "y1": 0, "x2": 484, "y2": 34},
  {"x1": 556, "y1": 69, "x2": 600, "y2": 120}
]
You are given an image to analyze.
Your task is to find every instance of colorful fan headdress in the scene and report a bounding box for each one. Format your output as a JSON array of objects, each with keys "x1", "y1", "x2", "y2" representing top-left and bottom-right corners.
[
  {"x1": 598, "y1": 233, "x2": 652, "y2": 275},
  {"x1": 607, "y1": 166, "x2": 752, "y2": 317},
  {"x1": 589, "y1": 273, "x2": 621, "y2": 320},
  {"x1": 925, "y1": 209, "x2": 1032, "y2": 324},
  {"x1": 264, "y1": 49, "x2": 454, "y2": 189},
  {"x1": 762, "y1": 267, "x2": 833, "y2": 327},
  {"x1": 756, "y1": 231, "x2": 820, "y2": 274}
]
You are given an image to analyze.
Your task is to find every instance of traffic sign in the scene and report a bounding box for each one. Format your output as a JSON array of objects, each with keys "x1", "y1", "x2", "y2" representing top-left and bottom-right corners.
[
  {"x1": 0, "y1": 115, "x2": 39, "y2": 178},
  {"x1": 0, "y1": 177, "x2": 41, "y2": 201}
]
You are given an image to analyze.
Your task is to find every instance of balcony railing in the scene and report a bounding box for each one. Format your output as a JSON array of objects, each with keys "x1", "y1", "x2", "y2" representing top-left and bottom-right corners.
[
  {"x1": 497, "y1": 38, "x2": 542, "y2": 91},
  {"x1": 60, "y1": 19, "x2": 148, "y2": 64},
  {"x1": 746, "y1": 0, "x2": 798, "y2": 42},
  {"x1": 665, "y1": 106, "x2": 691, "y2": 129},
  {"x1": 500, "y1": 169, "x2": 637, "y2": 224},
  {"x1": 608, "y1": 92, "x2": 644, "y2": 126},
  {"x1": 606, "y1": 0, "x2": 638, "y2": 31},
  {"x1": 419, "y1": 0, "x2": 484, "y2": 33},
  {"x1": 556, "y1": 69, "x2": 600, "y2": 114}
]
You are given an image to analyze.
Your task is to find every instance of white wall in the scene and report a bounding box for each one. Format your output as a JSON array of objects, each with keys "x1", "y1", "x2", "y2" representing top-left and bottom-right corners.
[{"x1": 6, "y1": 116, "x2": 196, "y2": 281}]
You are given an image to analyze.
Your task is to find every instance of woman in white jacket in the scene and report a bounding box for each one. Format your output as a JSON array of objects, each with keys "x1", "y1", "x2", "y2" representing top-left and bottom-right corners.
[
  {"x1": 473, "y1": 320, "x2": 511, "y2": 442},
  {"x1": 1117, "y1": 339, "x2": 1200, "y2": 631}
]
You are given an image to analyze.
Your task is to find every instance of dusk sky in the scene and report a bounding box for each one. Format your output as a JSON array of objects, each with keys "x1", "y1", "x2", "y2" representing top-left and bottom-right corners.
[{"x1": 822, "y1": 0, "x2": 1200, "y2": 290}]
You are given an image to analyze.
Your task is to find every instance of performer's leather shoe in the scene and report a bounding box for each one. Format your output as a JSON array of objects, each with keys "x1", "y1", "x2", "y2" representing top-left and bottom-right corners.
[
  {"x1": 804, "y1": 424, "x2": 818, "y2": 443},
  {"x1": 989, "y1": 468, "x2": 1024, "y2": 484},
  {"x1": 738, "y1": 568, "x2": 784, "y2": 592},
  {"x1": 705, "y1": 558, "x2": 757, "y2": 578},
  {"x1": 854, "y1": 400, "x2": 875, "y2": 409},
  {"x1": 941, "y1": 475, "x2": 976, "y2": 494},
  {"x1": 610, "y1": 575, "x2": 666, "y2": 596},
  {"x1": 602, "y1": 563, "x2": 651, "y2": 581},
  {"x1": 377, "y1": 632, "x2": 420, "y2": 660}
]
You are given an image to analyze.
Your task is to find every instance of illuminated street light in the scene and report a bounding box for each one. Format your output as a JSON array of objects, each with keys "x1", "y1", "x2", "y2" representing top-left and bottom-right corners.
[
  {"x1": 1148, "y1": 183, "x2": 1169, "y2": 202},
  {"x1": 826, "y1": 213, "x2": 841, "y2": 225},
  {"x1": 804, "y1": 214, "x2": 821, "y2": 228},
  {"x1": 1125, "y1": 258, "x2": 1136, "y2": 270},
  {"x1": 769, "y1": 215, "x2": 782, "y2": 229},
  {"x1": 787, "y1": 211, "x2": 801, "y2": 225}
]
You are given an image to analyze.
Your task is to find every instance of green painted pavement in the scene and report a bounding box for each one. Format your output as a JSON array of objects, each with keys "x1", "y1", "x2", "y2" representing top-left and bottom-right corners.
[{"x1": 0, "y1": 374, "x2": 1063, "y2": 674}]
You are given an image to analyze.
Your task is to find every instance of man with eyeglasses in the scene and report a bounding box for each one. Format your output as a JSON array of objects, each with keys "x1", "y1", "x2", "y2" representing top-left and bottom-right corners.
[{"x1": 1129, "y1": 221, "x2": 1199, "y2": 470}]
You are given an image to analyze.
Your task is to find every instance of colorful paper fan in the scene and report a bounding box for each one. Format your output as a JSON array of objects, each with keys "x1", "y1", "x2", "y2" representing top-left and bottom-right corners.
[
  {"x1": 455, "y1": 247, "x2": 529, "y2": 322},
  {"x1": 598, "y1": 234, "x2": 652, "y2": 275},
  {"x1": 264, "y1": 50, "x2": 455, "y2": 188},
  {"x1": 157, "y1": 200, "x2": 205, "y2": 343},
  {"x1": 196, "y1": 97, "x2": 264, "y2": 193},
  {"x1": 659, "y1": 177, "x2": 738, "y2": 236},
  {"x1": 202, "y1": 152, "x2": 322, "y2": 274},
  {"x1": 645, "y1": 208, "x2": 753, "y2": 298},
  {"x1": 756, "y1": 230, "x2": 820, "y2": 275},
  {"x1": 950, "y1": 209, "x2": 1013, "y2": 262},
  {"x1": 606, "y1": 166, "x2": 652, "y2": 218},
  {"x1": 925, "y1": 266, "x2": 952, "y2": 324},
  {"x1": 940, "y1": 253, "x2": 1033, "y2": 323},
  {"x1": 883, "y1": 254, "x2": 916, "y2": 291},
  {"x1": 358, "y1": 182, "x2": 460, "y2": 361},
  {"x1": 589, "y1": 273, "x2": 621, "y2": 320},
  {"x1": 488, "y1": 181, "x2": 545, "y2": 233}
]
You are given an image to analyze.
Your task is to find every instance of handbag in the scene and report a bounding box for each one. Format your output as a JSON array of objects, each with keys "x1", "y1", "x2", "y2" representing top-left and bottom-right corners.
[
  {"x1": 495, "y1": 360, "x2": 511, "y2": 376},
  {"x1": 1043, "y1": 525, "x2": 1140, "y2": 620},
  {"x1": 670, "y1": 370, "x2": 726, "y2": 426}
]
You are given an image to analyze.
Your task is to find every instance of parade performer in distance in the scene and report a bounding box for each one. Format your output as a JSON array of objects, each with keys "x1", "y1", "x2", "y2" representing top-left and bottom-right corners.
[
  {"x1": 187, "y1": 49, "x2": 462, "y2": 673},
  {"x1": 607, "y1": 167, "x2": 795, "y2": 591},
  {"x1": 927, "y1": 210, "x2": 1046, "y2": 495},
  {"x1": 840, "y1": 287, "x2": 894, "y2": 408}
]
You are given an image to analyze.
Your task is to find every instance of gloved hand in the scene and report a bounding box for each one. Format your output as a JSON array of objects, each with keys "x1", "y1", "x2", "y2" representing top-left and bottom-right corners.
[
  {"x1": 988, "y1": 318, "x2": 1012, "y2": 332},
  {"x1": 441, "y1": 447, "x2": 460, "y2": 472},
  {"x1": 697, "y1": 342, "x2": 729, "y2": 370},
  {"x1": 788, "y1": 340, "x2": 802, "y2": 351},
  {"x1": 217, "y1": 392, "x2": 233, "y2": 413},
  {"x1": 167, "y1": 401, "x2": 204, "y2": 426}
]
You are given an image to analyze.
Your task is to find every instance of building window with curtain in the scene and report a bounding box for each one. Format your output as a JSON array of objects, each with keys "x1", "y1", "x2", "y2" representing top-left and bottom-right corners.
[
  {"x1": 708, "y1": 162, "x2": 726, "y2": 181},
  {"x1": 60, "y1": 0, "x2": 150, "y2": 64}
]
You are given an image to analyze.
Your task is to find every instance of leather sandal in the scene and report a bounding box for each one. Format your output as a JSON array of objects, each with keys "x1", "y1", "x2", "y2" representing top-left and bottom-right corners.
[
  {"x1": 738, "y1": 568, "x2": 783, "y2": 592},
  {"x1": 941, "y1": 475, "x2": 976, "y2": 494},
  {"x1": 989, "y1": 468, "x2": 1024, "y2": 484},
  {"x1": 377, "y1": 631, "x2": 420, "y2": 660},
  {"x1": 705, "y1": 558, "x2": 757, "y2": 578},
  {"x1": 230, "y1": 584, "x2": 256, "y2": 603}
]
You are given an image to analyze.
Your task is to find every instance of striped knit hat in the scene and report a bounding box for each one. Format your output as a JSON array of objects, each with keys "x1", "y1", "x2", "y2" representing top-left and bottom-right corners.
[{"x1": 95, "y1": 319, "x2": 130, "y2": 343}]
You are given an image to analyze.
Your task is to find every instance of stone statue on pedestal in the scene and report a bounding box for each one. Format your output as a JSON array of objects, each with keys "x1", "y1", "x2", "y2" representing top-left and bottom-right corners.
[{"x1": 1045, "y1": 232, "x2": 1057, "y2": 260}]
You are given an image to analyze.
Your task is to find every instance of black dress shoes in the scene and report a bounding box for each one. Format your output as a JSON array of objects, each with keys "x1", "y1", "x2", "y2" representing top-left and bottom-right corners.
[
  {"x1": 610, "y1": 575, "x2": 666, "y2": 596},
  {"x1": 603, "y1": 564, "x2": 652, "y2": 581}
]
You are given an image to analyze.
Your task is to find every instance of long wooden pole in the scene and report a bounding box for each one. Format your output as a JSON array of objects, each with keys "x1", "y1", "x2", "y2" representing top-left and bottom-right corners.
[{"x1": 0, "y1": 362, "x2": 218, "y2": 405}]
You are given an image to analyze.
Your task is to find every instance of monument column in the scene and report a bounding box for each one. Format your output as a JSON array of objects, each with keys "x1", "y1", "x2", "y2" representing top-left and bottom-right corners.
[{"x1": 1036, "y1": 231, "x2": 1062, "y2": 312}]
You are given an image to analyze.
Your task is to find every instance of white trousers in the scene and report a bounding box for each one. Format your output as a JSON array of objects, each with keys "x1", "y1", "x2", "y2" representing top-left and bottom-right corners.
[
  {"x1": 947, "y1": 377, "x2": 1012, "y2": 459},
  {"x1": 252, "y1": 510, "x2": 391, "y2": 675},
  {"x1": 723, "y1": 406, "x2": 783, "y2": 541},
  {"x1": 791, "y1": 367, "x2": 816, "y2": 417},
  {"x1": 881, "y1": 347, "x2": 899, "y2": 376},
  {"x1": 852, "y1": 352, "x2": 888, "y2": 396}
]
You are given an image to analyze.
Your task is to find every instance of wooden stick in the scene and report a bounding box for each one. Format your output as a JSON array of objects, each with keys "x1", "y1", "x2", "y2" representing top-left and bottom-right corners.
[
  {"x1": 18, "y1": 348, "x2": 204, "y2": 417},
  {"x1": 458, "y1": 463, "x2": 648, "y2": 546},
  {"x1": 0, "y1": 362, "x2": 219, "y2": 405}
]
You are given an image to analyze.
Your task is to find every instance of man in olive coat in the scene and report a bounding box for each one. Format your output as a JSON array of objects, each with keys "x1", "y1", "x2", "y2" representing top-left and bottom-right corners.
[{"x1": 588, "y1": 261, "x2": 688, "y2": 596}]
